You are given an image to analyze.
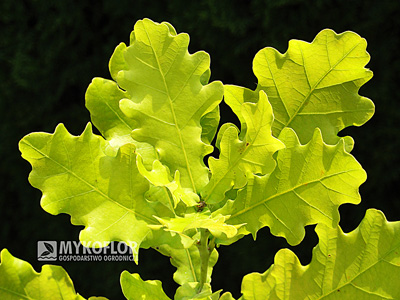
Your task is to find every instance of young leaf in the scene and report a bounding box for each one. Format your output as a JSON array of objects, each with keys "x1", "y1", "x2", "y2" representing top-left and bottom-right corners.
[
  {"x1": 255, "y1": 29, "x2": 374, "y2": 147},
  {"x1": 156, "y1": 243, "x2": 218, "y2": 286},
  {"x1": 19, "y1": 123, "x2": 174, "y2": 263},
  {"x1": 0, "y1": 249, "x2": 92, "y2": 300},
  {"x1": 120, "y1": 272, "x2": 171, "y2": 300},
  {"x1": 219, "y1": 292, "x2": 236, "y2": 300},
  {"x1": 116, "y1": 18, "x2": 224, "y2": 193},
  {"x1": 217, "y1": 128, "x2": 366, "y2": 245},
  {"x1": 225, "y1": 30, "x2": 374, "y2": 151},
  {"x1": 175, "y1": 282, "x2": 221, "y2": 299},
  {"x1": 154, "y1": 212, "x2": 241, "y2": 239},
  {"x1": 241, "y1": 209, "x2": 400, "y2": 299},
  {"x1": 136, "y1": 156, "x2": 199, "y2": 208},
  {"x1": 85, "y1": 77, "x2": 157, "y2": 167},
  {"x1": 202, "y1": 90, "x2": 284, "y2": 204},
  {"x1": 200, "y1": 106, "x2": 221, "y2": 145}
]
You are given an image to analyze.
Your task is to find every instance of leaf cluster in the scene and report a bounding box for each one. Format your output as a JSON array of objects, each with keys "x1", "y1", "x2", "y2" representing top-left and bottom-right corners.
[{"x1": 1, "y1": 18, "x2": 399, "y2": 300}]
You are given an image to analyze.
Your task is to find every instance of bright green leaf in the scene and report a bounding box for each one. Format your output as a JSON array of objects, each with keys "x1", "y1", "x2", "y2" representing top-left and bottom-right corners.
[
  {"x1": 117, "y1": 18, "x2": 224, "y2": 193},
  {"x1": 0, "y1": 249, "x2": 90, "y2": 300},
  {"x1": 241, "y1": 209, "x2": 400, "y2": 299},
  {"x1": 157, "y1": 244, "x2": 218, "y2": 285},
  {"x1": 154, "y1": 211, "x2": 241, "y2": 239},
  {"x1": 85, "y1": 77, "x2": 157, "y2": 166},
  {"x1": 202, "y1": 91, "x2": 284, "y2": 204},
  {"x1": 19, "y1": 123, "x2": 173, "y2": 263},
  {"x1": 175, "y1": 282, "x2": 221, "y2": 300},
  {"x1": 201, "y1": 106, "x2": 221, "y2": 145},
  {"x1": 219, "y1": 292, "x2": 236, "y2": 300},
  {"x1": 254, "y1": 29, "x2": 374, "y2": 148},
  {"x1": 120, "y1": 272, "x2": 171, "y2": 300},
  {"x1": 137, "y1": 156, "x2": 199, "y2": 208},
  {"x1": 217, "y1": 128, "x2": 366, "y2": 245},
  {"x1": 223, "y1": 85, "x2": 257, "y2": 140}
]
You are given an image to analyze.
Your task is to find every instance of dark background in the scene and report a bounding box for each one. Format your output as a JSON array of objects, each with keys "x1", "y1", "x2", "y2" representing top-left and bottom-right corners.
[{"x1": 1, "y1": 0, "x2": 399, "y2": 299}]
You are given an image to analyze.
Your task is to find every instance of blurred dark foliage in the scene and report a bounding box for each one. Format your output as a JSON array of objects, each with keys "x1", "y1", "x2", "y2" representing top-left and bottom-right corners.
[{"x1": 0, "y1": 0, "x2": 399, "y2": 299}]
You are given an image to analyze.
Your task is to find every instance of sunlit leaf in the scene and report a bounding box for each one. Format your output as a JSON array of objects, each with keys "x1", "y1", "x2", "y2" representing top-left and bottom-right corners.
[
  {"x1": 217, "y1": 128, "x2": 366, "y2": 245},
  {"x1": 19, "y1": 123, "x2": 174, "y2": 263},
  {"x1": 0, "y1": 249, "x2": 93, "y2": 300},
  {"x1": 154, "y1": 211, "x2": 241, "y2": 239},
  {"x1": 156, "y1": 243, "x2": 218, "y2": 286},
  {"x1": 202, "y1": 90, "x2": 284, "y2": 204},
  {"x1": 241, "y1": 209, "x2": 400, "y2": 299},
  {"x1": 118, "y1": 19, "x2": 224, "y2": 193},
  {"x1": 120, "y1": 272, "x2": 170, "y2": 300}
]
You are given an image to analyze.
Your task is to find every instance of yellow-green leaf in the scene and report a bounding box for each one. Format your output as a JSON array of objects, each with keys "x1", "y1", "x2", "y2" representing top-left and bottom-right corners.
[{"x1": 241, "y1": 209, "x2": 400, "y2": 299}]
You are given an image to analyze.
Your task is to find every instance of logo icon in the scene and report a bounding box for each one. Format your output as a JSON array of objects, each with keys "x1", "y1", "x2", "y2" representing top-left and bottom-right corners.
[{"x1": 37, "y1": 241, "x2": 57, "y2": 261}]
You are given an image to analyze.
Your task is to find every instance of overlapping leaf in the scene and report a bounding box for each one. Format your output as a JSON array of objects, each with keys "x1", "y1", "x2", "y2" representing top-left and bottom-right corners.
[
  {"x1": 217, "y1": 128, "x2": 366, "y2": 245},
  {"x1": 241, "y1": 209, "x2": 400, "y2": 299},
  {"x1": 120, "y1": 272, "x2": 171, "y2": 300},
  {"x1": 85, "y1": 78, "x2": 157, "y2": 166},
  {"x1": 154, "y1": 212, "x2": 241, "y2": 239},
  {"x1": 225, "y1": 30, "x2": 374, "y2": 151},
  {"x1": 19, "y1": 123, "x2": 175, "y2": 263},
  {"x1": 201, "y1": 91, "x2": 284, "y2": 204},
  {"x1": 156, "y1": 243, "x2": 218, "y2": 286},
  {"x1": 0, "y1": 249, "x2": 102, "y2": 300},
  {"x1": 115, "y1": 18, "x2": 223, "y2": 193},
  {"x1": 175, "y1": 283, "x2": 221, "y2": 300},
  {"x1": 137, "y1": 156, "x2": 199, "y2": 208}
]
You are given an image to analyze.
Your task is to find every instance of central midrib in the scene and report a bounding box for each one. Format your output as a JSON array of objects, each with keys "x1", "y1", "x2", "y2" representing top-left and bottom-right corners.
[
  {"x1": 281, "y1": 41, "x2": 362, "y2": 129},
  {"x1": 143, "y1": 23, "x2": 198, "y2": 193}
]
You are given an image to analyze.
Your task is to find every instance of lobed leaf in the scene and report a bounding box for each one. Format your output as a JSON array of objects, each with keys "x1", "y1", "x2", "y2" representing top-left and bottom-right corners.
[
  {"x1": 217, "y1": 128, "x2": 366, "y2": 245},
  {"x1": 225, "y1": 30, "x2": 374, "y2": 151},
  {"x1": 156, "y1": 243, "x2": 218, "y2": 286},
  {"x1": 120, "y1": 272, "x2": 171, "y2": 300},
  {"x1": 137, "y1": 156, "x2": 199, "y2": 208},
  {"x1": 241, "y1": 209, "x2": 400, "y2": 299},
  {"x1": 116, "y1": 18, "x2": 224, "y2": 193},
  {"x1": 19, "y1": 123, "x2": 175, "y2": 263},
  {"x1": 0, "y1": 249, "x2": 95, "y2": 300},
  {"x1": 85, "y1": 77, "x2": 157, "y2": 167},
  {"x1": 175, "y1": 282, "x2": 221, "y2": 299},
  {"x1": 154, "y1": 211, "x2": 241, "y2": 239},
  {"x1": 202, "y1": 90, "x2": 284, "y2": 204}
]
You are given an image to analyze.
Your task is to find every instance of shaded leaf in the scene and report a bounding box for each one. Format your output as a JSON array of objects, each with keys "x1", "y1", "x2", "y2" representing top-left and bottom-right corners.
[
  {"x1": 201, "y1": 106, "x2": 221, "y2": 145},
  {"x1": 202, "y1": 91, "x2": 284, "y2": 204},
  {"x1": 241, "y1": 209, "x2": 400, "y2": 299}
]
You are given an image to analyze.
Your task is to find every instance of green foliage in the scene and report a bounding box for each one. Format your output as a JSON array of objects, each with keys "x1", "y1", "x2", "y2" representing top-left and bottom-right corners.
[
  {"x1": 0, "y1": 249, "x2": 86, "y2": 300},
  {"x1": 241, "y1": 209, "x2": 400, "y2": 299},
  {"x1": 3, "y1": 18, "x2": 398, "y2": 299}
]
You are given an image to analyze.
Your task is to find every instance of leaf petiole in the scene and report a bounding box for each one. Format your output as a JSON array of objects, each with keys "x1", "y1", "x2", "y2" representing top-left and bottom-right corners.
[{"x1": 195, "y1": 228, "x2": 215, "y2": 293}]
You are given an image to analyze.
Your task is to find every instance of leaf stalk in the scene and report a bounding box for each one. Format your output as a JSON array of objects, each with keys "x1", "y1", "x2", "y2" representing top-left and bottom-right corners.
[{"x1": 195, "y1": 228, "x2": 215, "y2": 293}]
